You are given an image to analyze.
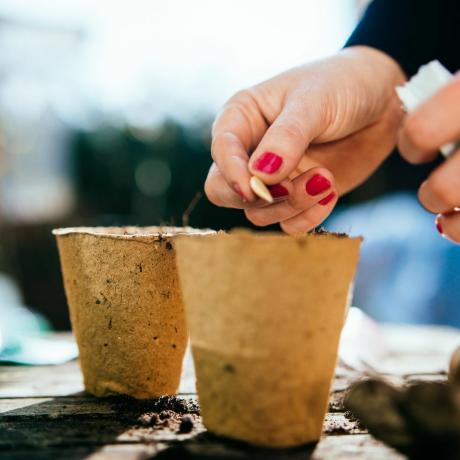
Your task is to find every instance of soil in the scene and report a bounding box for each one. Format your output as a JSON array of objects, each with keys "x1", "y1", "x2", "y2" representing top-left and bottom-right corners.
[
  {"x1": 136, "y1": 408, "x2": 198, "y2": 433},
  {"x1": 178, "y1": 415, "x2": 195, "y2": 434},
  {"x1": 106, "y1": 395, "x2": 201, "y2": 434},
  {"x1": 328, "y1": 391, "x2": 346, "y2": 412},
  {"x1": 110, "y1": 395, "x2": 200, "y2": 415},
  {"x1": 323, "y1": 413, "x2": 365, "y2": 436},
  {"x1": 312, "y1": 227, "x2": 348, "y2": 238},
  {"x1": 323, "y1": 421, "x2": 352, "y2": 435},
  {"x1": 107, "y1": 392, "x2": 367, "y2": 457},
  {"x1": 343, "y1": 410, "x2": 364, "y2": 430}
]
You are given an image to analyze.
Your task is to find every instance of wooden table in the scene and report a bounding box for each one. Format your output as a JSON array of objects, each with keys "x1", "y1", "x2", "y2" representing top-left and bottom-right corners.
[{"x1": 1, "y1": 325, "x2": 458, "y2": 459}]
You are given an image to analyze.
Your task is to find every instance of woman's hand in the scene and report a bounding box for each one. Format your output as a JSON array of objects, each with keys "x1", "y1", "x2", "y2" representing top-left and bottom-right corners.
[
  {"x1": 398, "y1": 75, "x2": 460, "y2": 243},
  {"x1": 205, "y1": 46, "x2": 405, "y2": 233}
]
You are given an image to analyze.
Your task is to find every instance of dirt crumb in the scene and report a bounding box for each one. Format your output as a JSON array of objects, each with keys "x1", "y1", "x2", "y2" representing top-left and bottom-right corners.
[
  {"x1": 137, "y1": 412, "x2": 159, "y2": 427},
  {"x1": 178, "y1": 414, "x2": 194, "y2": 434},
  {"x1": 313, "y1": 227, "x2": 348, "y2": 238}
]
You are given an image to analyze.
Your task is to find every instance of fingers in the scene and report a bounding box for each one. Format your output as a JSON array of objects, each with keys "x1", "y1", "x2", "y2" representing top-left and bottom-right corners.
[
  {"x1": 205, "y1": 163, "x2": 266, "y2": 209},
  {"x1": 417, "y1": 149, "x2": 460, "y2": 213},
  {"x1": 211, "y1": 132, "x2": 255, "y2": 202},
  {"x1": 307, "y1": 94, "x2": 403, "y2": 194},
  {"x1": 281, "y1": 167, "x2": 337, "y2": 234},
  {"x1": 280, "y1": 193, "x2": 337, "y2": 235},
  {"x1": 398, "y1": 76, "x2": 460, "y2": 164},
  {"x1": 245, "y1": 167, "x2": 335, "y2": 228},
  {"x1": 245, "y1": 92, "x2": 400, "y2": 232},
  {"x1": 248, "y1": 98, "x2": 324, "y2": 185},
  {"x1": 211, "y1": 90, "x2": 268, "y2": 202},
  {"x1": 436, "y1": 212, "x2": 460, "y2": 244},
  {"x1": 397, "y1": 76, "x2": 460, "y2": 241}
]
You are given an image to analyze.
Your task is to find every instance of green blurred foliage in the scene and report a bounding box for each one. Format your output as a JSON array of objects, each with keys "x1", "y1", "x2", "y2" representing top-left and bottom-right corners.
[{"x1": 72, "y1": 119, "x2": 259, "y2": 230}]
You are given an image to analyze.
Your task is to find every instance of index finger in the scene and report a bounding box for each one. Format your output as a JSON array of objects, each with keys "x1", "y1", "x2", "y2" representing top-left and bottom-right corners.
[
  {"x1": 212, "y1": 91, "x2": 269, "y2": 202},
  {"x1": 247, "y1": 96, "x2": 325, "y2": 185}
]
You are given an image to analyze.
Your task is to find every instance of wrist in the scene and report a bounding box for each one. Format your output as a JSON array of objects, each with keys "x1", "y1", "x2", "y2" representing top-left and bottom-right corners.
[
  {"x1": 342, "y1": 45, "x2": 406, "y2": 85},
  {"x1": 338, "y1": 46, "x2": 406, "y2": 125}
]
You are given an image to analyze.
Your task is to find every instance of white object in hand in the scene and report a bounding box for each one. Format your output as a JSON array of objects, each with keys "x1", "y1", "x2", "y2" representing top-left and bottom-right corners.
[
  {"x1": 250, "y1": 176, "x2": 274, "y2": 203},
  {"x1": 396, "y1": 60, "x2": 458, "y2": 157}
]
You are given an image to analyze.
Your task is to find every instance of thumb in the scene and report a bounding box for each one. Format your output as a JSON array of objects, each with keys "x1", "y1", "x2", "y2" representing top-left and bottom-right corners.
[{"x1": 248, "y1": 99, "x2": 324, "y2": 184}]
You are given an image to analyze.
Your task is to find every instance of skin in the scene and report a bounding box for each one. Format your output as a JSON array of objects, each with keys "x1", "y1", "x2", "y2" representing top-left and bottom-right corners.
[
  {"x1": 206, "y1": 45, "x2": 460, "y2": 243},
  {"x1": 206, "y1": 46, "x2": 405, "y2": 234},
  {"x1": 398, "y1": 73, "x2": 460, "y2": 243}
]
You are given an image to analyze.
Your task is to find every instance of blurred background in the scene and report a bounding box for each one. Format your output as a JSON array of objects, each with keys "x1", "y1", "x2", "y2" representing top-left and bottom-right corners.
[{"x1": 0, "y1": 0, "x2": 459, "y2": 335}]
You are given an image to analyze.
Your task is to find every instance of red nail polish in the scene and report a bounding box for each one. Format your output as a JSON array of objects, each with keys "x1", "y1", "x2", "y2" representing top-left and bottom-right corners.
[
  {"x1": 436, "y1": 219, "x2": 443, "y2": 235},
  {"x1": 233, "y1": 183, "x2": 247, "y2": 202},
  {"x1": 253, "y1": 152, "x2": 283, "y2": 174},
  {"x1": 306, "y1": 174, "x2": 331, "y2": 196},
  {"x1": 319, "y1": 192, "x2": 336, "y2": 206},
  {"x1": 267, "y1": 183, "x2": 288, "y2": 199}
]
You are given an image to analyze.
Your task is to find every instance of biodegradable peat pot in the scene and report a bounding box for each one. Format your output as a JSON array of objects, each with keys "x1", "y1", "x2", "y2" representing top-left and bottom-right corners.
[
  {"x1": 54, "y1": 226, "x2": 211, "y2": 399},
  {"x1": 175, "y1": 230, "x2": 361, "y2": 448}
]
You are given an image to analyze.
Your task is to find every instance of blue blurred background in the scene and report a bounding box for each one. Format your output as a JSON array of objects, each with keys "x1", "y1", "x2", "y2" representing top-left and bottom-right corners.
[{"x1": 0, "y1": 0, "x2": 455, "y2": 332}]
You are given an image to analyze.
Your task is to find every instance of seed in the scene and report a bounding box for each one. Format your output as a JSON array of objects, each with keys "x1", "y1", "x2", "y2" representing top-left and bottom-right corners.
[{"x1": 250, "y1": 176, "x2": 274, "y2": 203}]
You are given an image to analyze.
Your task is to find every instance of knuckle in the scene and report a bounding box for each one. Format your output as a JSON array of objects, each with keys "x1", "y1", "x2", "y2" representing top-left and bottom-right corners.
[
  {"x1": 212, "y1": 87, "x2": 255, "y2": 137},
  {"x1": 229, "y1": 89, "x2": 249, "y2": 103},
  {"x1": 210, "y1": 132, "x2": 241, "y2": 164},
  {"x1": 274, "y1": 119, "x2": 306, "y2": 143},
  {"x1": 228, "y1": 88, "x2": 255, "y2": 106},
  {"x1": 227, "y1": 88, "x2": 260, "y2": 123},
  {"x1": 225, "y1": 90, "x2": 254, "y2": 117}
]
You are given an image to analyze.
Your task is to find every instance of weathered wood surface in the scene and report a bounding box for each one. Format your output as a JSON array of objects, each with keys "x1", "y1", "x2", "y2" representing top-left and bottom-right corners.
[
  {"x1": 0, "y1": 348, "x2": 196, "y2": 398},
  {"x1": 0, "y1": 325, "x2": 458, "y2": 459}
]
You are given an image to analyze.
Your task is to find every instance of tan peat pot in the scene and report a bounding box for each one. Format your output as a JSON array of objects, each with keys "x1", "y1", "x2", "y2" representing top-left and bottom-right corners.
[
  {"x1": 53, "y1": 226, "x2": 211, "y2": 399},
  {"x1": 175, "y1": 230, "x2": 361, "y2": 448}
]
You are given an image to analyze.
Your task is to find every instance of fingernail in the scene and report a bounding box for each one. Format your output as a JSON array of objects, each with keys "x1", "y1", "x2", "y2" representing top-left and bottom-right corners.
[
  {"x1": 436, "y1": 217, "x2": 443, "y2": 235},
  {"x1": 306, "y1": 174, "x2": 331, "y2": 196},
  {"x1": 319, "y1": 192, "x2": 336, "y2": 206},
  {"x1": 233, "y1": 183, "x2": 248, "y2": 202},
  {"x1": 267, "y1": 183, "x2": 288, "y2": 199},
  {"x1": 253, "y1": 152, "x2": 283, "y2": 174}
]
